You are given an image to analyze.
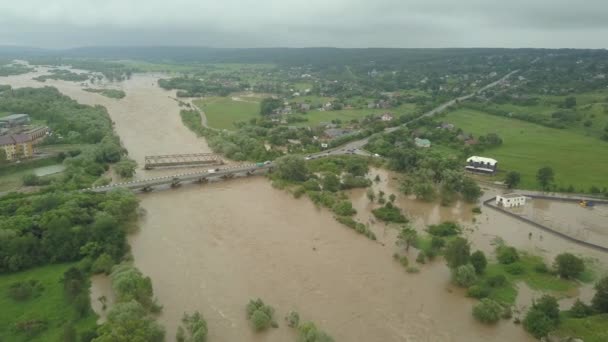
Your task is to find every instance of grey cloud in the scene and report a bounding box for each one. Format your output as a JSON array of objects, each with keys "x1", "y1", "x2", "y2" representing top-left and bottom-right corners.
[{"x1": 0, "y1": 0, "x2": 606, "y2": 48}]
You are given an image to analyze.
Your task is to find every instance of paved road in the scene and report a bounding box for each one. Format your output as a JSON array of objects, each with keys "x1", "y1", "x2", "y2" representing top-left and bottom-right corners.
[{"x1": 309, "y1": 70, "x2": 520, "y2": 158}]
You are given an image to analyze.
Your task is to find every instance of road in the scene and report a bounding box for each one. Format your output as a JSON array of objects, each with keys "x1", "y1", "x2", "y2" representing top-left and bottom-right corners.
[{"x1": 309, "y1": 70, "x2": 520, "y2": 158}]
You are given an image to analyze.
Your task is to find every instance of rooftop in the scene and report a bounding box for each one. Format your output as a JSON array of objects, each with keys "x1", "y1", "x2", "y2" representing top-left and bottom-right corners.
[
  {"x1": 500, "y1": 193, "x2": 525, "y2": 199},
  {"x1": 467, "y1": 156, "x2": 497, "y2": 165},
  {"x1": 0, "y1": 113, "x2": 29, "y2": 121}
]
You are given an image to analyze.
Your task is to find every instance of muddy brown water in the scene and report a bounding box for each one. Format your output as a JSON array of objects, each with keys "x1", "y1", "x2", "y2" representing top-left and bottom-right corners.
[{"x1": 3, "y1": 68, "x2": 607, "y2": 341}]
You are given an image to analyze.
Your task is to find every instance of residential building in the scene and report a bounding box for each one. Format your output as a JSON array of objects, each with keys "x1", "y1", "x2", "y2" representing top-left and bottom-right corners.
[
  {"x1": 465, "y1": 156, "x2": 497, "y2": 174},
  {"x1": 324, "y1": 128, "x2": 352, "y2": 139},
  {"x1": 414, "y1": 137, "x2": 431, "y2": 148},
  {"x1": 300, "y1": 103, "x2": 311, "y2": 111},
  {"x1": 26, "y1": 126, "x2": 50, "y2": 144},
  {"x1": 496, "y1": 194, "x2": 526, "y2": 208},
  {"x1": 0, "y1": 114, "x2": 30, "y2": 127},
  {"x1": 0, "y1": 134, "x2": 34, "y2": 160}
]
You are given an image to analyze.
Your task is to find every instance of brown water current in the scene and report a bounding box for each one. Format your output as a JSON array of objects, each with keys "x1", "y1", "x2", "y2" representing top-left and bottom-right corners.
[{"x1": 3, "y1": 68, "x2": 607, "y2": 341}]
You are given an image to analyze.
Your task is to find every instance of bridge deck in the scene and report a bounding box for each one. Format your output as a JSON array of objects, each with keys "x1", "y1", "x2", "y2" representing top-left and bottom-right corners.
[
  {"x1": 144, "y1": 153, "x2": 223, "y2": 169},
  {"x1": 86, "y1": 163, "x2": 272, "y2": 193}
]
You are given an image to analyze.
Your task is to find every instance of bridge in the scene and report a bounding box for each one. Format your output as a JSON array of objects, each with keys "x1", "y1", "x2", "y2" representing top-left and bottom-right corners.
[
  {"x1": 85, "y1": 163, "x2": 272, "y2": 193},
  {"x1": 144, "y1": 153, "x2": 223, "y2": 169}
]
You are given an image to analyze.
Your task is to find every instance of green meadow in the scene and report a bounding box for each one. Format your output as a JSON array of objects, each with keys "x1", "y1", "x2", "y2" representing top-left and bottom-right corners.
[
  {"x1": 0, "y1": 263, "x2": 97, "y2": 342},
  {"x1": 446, "y1": 108, "x2": 608, "y2": 191},
  {"x1": 194, "y1": 96, "x2": 261, "y2": 130}
]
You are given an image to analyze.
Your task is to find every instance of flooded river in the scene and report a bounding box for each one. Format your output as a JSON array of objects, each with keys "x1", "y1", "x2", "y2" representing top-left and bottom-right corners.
[{"x1": 2, "y1": 68, "x2": 606, "y2": 341}]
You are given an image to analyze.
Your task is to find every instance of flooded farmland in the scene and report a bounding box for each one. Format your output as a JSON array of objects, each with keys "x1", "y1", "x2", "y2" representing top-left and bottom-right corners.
[{"x1": 2, "y1": 68, "x2": 607, "y2": 341}]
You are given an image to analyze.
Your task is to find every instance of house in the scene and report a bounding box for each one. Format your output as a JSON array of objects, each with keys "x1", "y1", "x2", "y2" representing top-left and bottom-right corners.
[
  {"x1": 414, "y1": 138, "x2": 431, "y2": 148},
  {"x1": 300, "y1": 103, "x2": 311, "y2": 111},
  {"x1": 26, "y1": 126, "x2": 49, "y2": 144},
  {"x1": 367, "y1": 102, "x2": 376, "y2": 109},
  {"x1": 0, "y1": 114, "x2": 30, "y2": 127},
  {"x1": 496, "y1": 194, "x2": 526, "y2": 208},
  {"x1": 380, "y1": 113, "x2": 394, "y2": 122},
  {"x1": 0, "y1": 133, "x2": 34, "y2": 160},
  {"x1": 323, "y1": 102, "x2": 333, "y2": 110},
  {"x1": 465, "y1": 156, "x2": 497, "y2": 174}
]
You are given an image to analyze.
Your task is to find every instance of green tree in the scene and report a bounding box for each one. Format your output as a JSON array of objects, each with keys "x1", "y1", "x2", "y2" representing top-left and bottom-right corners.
[
  {"x1": 563, "y1": 96, "x2": 577, "y2": 108},
  {"x1": 389, "y1": 194, "x2": 396, "y2": 203},
  {"x1": 553, "y1": 253, "x2": 585, "y2": 279},
  {"x1": 274, "y1": 155, "x2": 309, "y2": 182},
  {"x1": 536, "y1": 167, "x2": 554, "y2": 190},
  {"x1": 453, "y1": 264, "x2": 477, "y2": 287},
  {"x1": 592, "y1": 276, "x2": 608, "y2": 313},
  {"x1": 496, "y1": 246, "x2": 519, "y2": 264},
  {"x1": 461, "y1": 178, "x2": 482, "y2": 203},
  {"x1": 92, "y1": 253, "x2": 115, "y2": 274},
  {"x1": 322, "y1": 173, "x2": 340, "y2": 192},
  {"x1": 0, "y1": 148, "x2": 7, "y2": 165},
  {"x1": 396, "y1": 225, "x2": 417, "y2": 251},
  {"x1": 176, "y1": 311, "x2": 208, "y2": 342},
  {"x1": 260, "y1": 98, "x2": 282, "y2": 116},
  {"x1": 472, "y1": 298, "x2": 503, "y2": 324},
  {"x1": 366, "y1": 189, "x2": 375, "y2": 202},
  {"x1": 246, "y1": 298, "x2": 275, "y2": 331},
  {"x1": 470, "y1": 250, "x2": 487, "y2": 274},
  {"x1": 111, "y1": 263, "x2": 160, "y2": 312},
  {"x1": 297, "y1": 322, "x2": 334, "y2": 342},
  {"x1": 569, "y1": 299, "x2": 593, "y2": 318},
  {"x1": 114, "y1": 159, "x2": 137, "y2": 178},
  {"x1": 523, "y1": 295, "x2": 560, "y2": 339},
  {"x1": 504, "y1": 171, "x2": 521, "y2": 189},
  {"x1": 444, "y1": 237, "x2": 470, "y2": 269},
  {"x1": 94, "y1": 300, "x2": 165, "y2": 342}
]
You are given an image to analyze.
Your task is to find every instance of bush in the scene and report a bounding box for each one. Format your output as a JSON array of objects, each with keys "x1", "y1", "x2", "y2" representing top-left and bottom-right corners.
[
  {"x1": 472, "y1": 207, "x2": 482, "y2": 214},
  {"x1": 430, "y1": 236, "x2": 445, "y2": 250},
  {"x1": 505, "y1": 263, "x2": 525, "y2": 275},
  {"x1": 470, "y1": 250, "x2": 487, "y2": 274},
  {"x1": 7, "y1": 280, "x2": 44, "y2": 301},
  {"x1": 426, "y1": 221, "x2": 461, "y2": 237},
  {"x1": 472, "y1": 298, "x2": 503, "y2": 324},
  {"x1": 569, "y1": 299, "x2": 594, "y2": 318},
  {"x1": 285, "y1": 311, "x2": 300, "y2": 328},
  {"x1": 453, "y1": 264, "x2": 477, "y2": 287},
  {"x1": 496, "y1": 246, "x2": 519, "y2": 264},
  {"x1": 92, "y1": 253, "x2": 115, "y2": 274},
  {"x1": 416, "y1": 251, "x2": 426, "y2": 264},
  {"x1": 371, "y1": 203, "x2": 408, "y2": 223},
  {"x1": 592, "y1": 276, "x2": 608, "y2": 313},
  {"x1": 523, "y1": 309, "x2": 556, "y2": 339},
  {"x1": 332, "y1": 200, "x2": 356, "y2": 216},
  {"x1": 534, "y1": 263, "x2": 549, "y2": 274},
  {"x1": 297, "y1": 321, "x2": 334, "y2": 342},
  {"x1": 246, "y1": 298, "x2": 275, "y2": 331},
  {"x1": 486, "y1": 274, "x2": 507, "y2": 288},
  {"x1": 467, "y1": 285, "x2": 490, "y2": 299},
  {"x1": 554, "y1": 253, "x2": 585, "y2": 279},
  {"x1": 406, "y1": 266, "x2": 420, "y2": 274},
  {"x1": 13, "y1": 317, "x2": 48, "y2": 337}
]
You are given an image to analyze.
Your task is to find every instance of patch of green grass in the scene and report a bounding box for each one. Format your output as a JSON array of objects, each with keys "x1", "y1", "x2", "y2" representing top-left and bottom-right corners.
[
  {"x1": 194, "y1": 96, "x2": 260, "y2": 130},
  {"x1": 480, "y1": 254, "x2": 577, "y2": 305},
  {"x1": 447, "y1": 108, "x2": 608, "y2": 190},
  {"x1": 83, "y1": 88, "x2": 126, "y2": 99},
  {"x1": 554, "y1": 314, "x2": 608, "y2": 342},
  {"x1": 0, "y1": 263, "x2": 98, "y2": 342}
]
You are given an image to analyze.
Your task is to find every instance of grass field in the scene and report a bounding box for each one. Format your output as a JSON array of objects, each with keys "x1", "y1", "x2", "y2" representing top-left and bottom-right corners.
[
  {"x1": 446, "y1": 108, "x2": 608, "y2": 191},
  {"x1": 0, "y1": 263, "x2": 97, "y2": 342},
  {"x1": 194, "y1": 96, "x2": 261, "y2": 130},
  {"x1": 555, "y1": 314, "x2": 608, "y2": 342}
]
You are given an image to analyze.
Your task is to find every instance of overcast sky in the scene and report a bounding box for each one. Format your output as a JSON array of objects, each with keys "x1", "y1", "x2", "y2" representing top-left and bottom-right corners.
[{"x1": 0, "y1": 0, "x2": 607, "y2": 49}]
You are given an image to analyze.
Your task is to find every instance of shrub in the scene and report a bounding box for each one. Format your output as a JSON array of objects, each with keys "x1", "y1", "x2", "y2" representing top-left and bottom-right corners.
[
  {"x1": 569, "y1": 299, "x2": 594, "y2": 318},
  {"x1": 332, "y1": 200, "x2": 356, "y2": 216},
  {"x1": 406, "y1": 266, "x2": 420, "y2": 274},
  {"x1": 416, "y1": 251, "x2": 426, "y2": 264},
  {"x1": 286, "y1": 311, "x2": 300, "y2": 328},
  {"x1": 592, "y1": 276, "x2": 608, "y2": 313},
  {"x1": 13, "y1": 316, "x2": 48, "y2": 337},
  {"x1": 467, "y1": 285, "x2": 490, "y2": 299},
  {"x1": 505, "y1": 263, "x2": 525, "y2": 275},
  {"x1": 472, "y1": 207, "x2": 482, "y2": 214},
  {"x1": 470, "y1": 250, "x2": 487, "y2": 274},
  {"x1": 534, "y1": 263, "x2": 549, "y2": 274},
  {"x1": 496, "y1": 246, "x2": 519, "y2": 264},
  {"x1": 7, "y1": 280, "x2": 44, "y2": 301},
  {"x1": 92, "y1": 253, "x2": 115, "y2": 274},
  {"x1": 371, "y1": 203, "x2": 408, "y2": 223},
  {"x1": 487, "y1": 274, "x2": 507, "y2": 288},
  {"x1": 297, "y1": 321, "x2": 334, "y2": 342},
  {"x1": 427, "y1": 221, "x2": 461, "y2": 237},
  {"x1": 472, "y1": 298, "x2": 503, "y2": 324},
  {"x1": 453, "y1": 264, "x2": 477, "y2": 287},
  {"x1": 246, "y1": 298, "x2": 275, "y2": 331},
  {"x1": 430, "y1": 236, "x2": 445, "y2": 250},
  {"x1": 523, "y1": 309, "x2": 556, "y2": 339},
  {"x1": 553, "y1": 253, "x2": 585, "y2": 279}
]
